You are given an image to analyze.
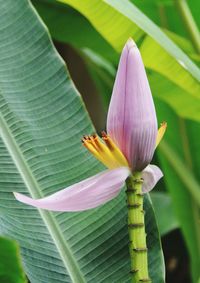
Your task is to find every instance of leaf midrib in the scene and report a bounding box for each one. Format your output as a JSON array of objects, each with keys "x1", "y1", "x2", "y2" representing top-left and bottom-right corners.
[{"x1": 0, "y1": 112, "x2": 86, "y2": 283}]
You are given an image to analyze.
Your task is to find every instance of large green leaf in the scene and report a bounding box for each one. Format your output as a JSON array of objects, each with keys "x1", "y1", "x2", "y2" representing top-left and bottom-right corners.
[
  {"x1": 155, "y1": 99, "x2": 200, "y2": 282},
  {"x1": 0, "y1": 1, "x2": 164, "y2": 283},
  {"x1": 0, "y1": 237, "x2": 27, "y2": 283}
]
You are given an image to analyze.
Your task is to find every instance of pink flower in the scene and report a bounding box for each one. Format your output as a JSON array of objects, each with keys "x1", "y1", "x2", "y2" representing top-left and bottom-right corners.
[{"x1": 14, "y1": 39, "x2": 166, "y2": 212}]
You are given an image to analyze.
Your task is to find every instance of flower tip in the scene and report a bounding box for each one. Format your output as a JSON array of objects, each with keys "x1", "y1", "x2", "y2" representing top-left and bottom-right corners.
[
  {"x1": 13, "y1": 192, "x2": 20, "y2": 200},
  {"x1": 126, "y1": 38, "x2": 137, "y2": 50},
  {"x1": 161, "y1": 121, "x2": 167, "y2": 128},
  {"x1": 159, "y1": 121, "x2": 167, "y2": 134},
  {"x1": 13, "y1": 191, "x2": 29, "y2": 204}
]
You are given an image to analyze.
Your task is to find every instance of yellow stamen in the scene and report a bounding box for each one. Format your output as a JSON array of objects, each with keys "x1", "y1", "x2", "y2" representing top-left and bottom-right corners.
[
  {"x1": 94, "y1": 135, "x2": 120, "y2": 168},
  {"x1": 102, "y1": 132, "x2": 129, "y2": 167},
  {"x1": 156, "y1": 122, "x2": 167, "y2": 147},
  {"x1": 82, "y1": 135, "x2": 118, "y2": 168},
  {"x1": 82, "y1": 141, "x2": 110, "y2": 168},
  {"x1": 82, "y1": 132, "x2": 129, "y2": 169}
]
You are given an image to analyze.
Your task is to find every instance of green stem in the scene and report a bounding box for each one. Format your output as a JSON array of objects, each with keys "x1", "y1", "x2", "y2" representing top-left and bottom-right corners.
[
  {"x1": 126, "y1": 172, "x2": 151, "y2": 283},
  {"x1": 175, "y1": 0, "x2": 200, "y2": 53}
]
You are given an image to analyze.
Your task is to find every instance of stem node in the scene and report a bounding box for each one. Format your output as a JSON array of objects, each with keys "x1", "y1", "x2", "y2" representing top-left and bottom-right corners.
[{"x1": 133, "y1": 248, "x2": 148, "y2": 252}]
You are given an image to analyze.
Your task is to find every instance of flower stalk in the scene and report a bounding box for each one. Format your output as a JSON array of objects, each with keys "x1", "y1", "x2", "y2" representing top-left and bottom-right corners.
[{"x1": 126, "y1": 173, "x2": 150, "y2": 283}]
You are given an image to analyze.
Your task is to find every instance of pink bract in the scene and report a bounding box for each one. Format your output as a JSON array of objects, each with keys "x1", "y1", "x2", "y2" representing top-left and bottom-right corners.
[{"x1": 107, "y1": 39, "x2": 157, "y2": 171}]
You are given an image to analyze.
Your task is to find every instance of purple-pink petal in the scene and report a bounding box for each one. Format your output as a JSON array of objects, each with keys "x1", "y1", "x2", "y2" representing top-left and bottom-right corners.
[
  {"x1": 14, "y1": 167, "x2": 130, "y2": 211},
  {"x1": 142, "y1": 165, "x2": 163, "y2": 193},
  {"x1": 107, "y1": 39, "x2": 157, "y2": 171}
]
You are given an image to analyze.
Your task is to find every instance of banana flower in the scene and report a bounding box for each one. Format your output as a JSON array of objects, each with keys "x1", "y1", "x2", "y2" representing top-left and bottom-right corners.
[{"x1": 14, "y1": 39, "x2": 166, "y2": 212}]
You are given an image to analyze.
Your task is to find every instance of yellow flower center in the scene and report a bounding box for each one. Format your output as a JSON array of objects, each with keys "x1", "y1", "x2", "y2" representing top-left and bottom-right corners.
[{"x1": 82, "y1": 132, "x2": 129, "y2": 169}]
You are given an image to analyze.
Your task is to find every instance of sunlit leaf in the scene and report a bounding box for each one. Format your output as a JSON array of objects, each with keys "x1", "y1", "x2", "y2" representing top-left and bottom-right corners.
[
  {"x1": 140, "y1": 36, "x2": 200, "y2": 100},
  {"x1": 149, "y1": 73, "x2": 200, "y2": 122},
  {"x1": 80, "y1": 48, "x2": 200, "y2": 122},
  {"x1": 59, "y1": 0, "x2": 200, "y2": 94}
]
